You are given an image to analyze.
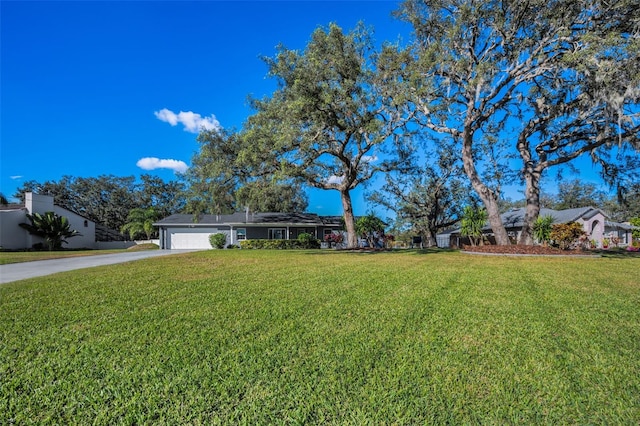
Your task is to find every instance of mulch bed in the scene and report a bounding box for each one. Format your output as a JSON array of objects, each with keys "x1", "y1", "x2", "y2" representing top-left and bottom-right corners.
[{"x1": 462, "y1": 244, "x2": 594, "y2": 256}]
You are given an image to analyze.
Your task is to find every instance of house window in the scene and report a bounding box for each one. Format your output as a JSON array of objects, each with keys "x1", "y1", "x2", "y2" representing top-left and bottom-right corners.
[
  {"x1": 268, "y1": 228, "x2": 286, "y2": 240},
  {"x1": 237, "y1": 228, "x2": 246, "y2": 241},
  {"x1": 84, "y1": 220, "x2": 88, "y2": 228}
]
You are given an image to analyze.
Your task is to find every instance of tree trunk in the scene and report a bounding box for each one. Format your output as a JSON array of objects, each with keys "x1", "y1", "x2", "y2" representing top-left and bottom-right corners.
[
  {"x1": 461, "y1": 133, "x2": 510, "y2": 245},
  {"x1": 340, "y1": 189, "x2": 358, "y2": 249},
  {"x1": 518, "y1": 169, "x2": 542, "y2": 245}
]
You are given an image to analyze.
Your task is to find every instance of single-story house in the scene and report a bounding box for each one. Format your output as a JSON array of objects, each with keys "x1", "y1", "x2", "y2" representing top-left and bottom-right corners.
[
  {"x1": 0, "y1": 192, "x2": 96, "y2": 249},
  {"x1": 153, "y1": 212, "x2": 344, "y2": 249},
  {"x1": 439, "y1": 206, "x2": 636, "y2": 248}
]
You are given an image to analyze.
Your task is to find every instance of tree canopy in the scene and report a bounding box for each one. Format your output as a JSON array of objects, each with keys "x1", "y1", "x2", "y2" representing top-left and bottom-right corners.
[
  {"x1": 241, "y1": 23, "x2": 411, "y2": 248},
  {"x1": 395, "y1": 0, "x2": 640, "y2": 245},
  {"x1": 14, "y1": 175, "x2": 185, "y2": 232}
]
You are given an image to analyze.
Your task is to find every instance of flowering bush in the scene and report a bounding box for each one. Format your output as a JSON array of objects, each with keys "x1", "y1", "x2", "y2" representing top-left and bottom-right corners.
[
  {"x1": 626, "y1": 245, "x2": 640, "y2": 252},
  {"x1": 324, "y1": 233, "x2": 344, "y2": 244}
]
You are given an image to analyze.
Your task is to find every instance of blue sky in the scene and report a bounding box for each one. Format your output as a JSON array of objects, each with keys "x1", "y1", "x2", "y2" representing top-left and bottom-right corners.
[
  {"x1": 1, "y1": 1, "x2": 616, "y2": 217},
  {"x1": 1, "y1": 0, "x2": 414, "y2": 215}
]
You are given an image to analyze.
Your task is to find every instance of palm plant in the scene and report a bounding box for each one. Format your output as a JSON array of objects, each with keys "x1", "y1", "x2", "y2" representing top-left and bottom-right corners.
[
  {"x1": 19, "y1": 211, "x2": 81, "y2": 251},
  {"x1": 121, "y1": 208, "x2": 159, "y2": 240},
  {"x1": 460, "y1": 206, "x2": 487, "y2": 246},
  {"x1": 532, "y1": 215, "x2": 554, "y2": 246}
]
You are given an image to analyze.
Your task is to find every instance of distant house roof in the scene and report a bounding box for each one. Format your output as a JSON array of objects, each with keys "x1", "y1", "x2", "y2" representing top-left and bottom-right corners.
[
  {"x1": 500, "y1": 206, "x2": 608, "y2": 230},
  {"x1": 444, "y1": 206, "x2": 612, "y2": 235},
  {"x1": 154, "y1": 212, "x2": 343, "y2": 227}
]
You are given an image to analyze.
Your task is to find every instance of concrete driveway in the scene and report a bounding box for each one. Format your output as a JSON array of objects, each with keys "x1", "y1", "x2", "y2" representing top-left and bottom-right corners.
[{"x1": 0, "y1": 250, "x2": 202, "y2": 284}]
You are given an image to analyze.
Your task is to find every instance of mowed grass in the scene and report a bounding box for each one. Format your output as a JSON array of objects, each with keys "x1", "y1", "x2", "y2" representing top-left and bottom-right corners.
[
  {"x1": 1, "y1": 250, "x2": 639, "y2": 424},
  {"x1": 0, "y1": 245, "x2": 158, "y2": 265},
  {"x1": 0, "y1": 250, "x2": 126, "y2": 265}
]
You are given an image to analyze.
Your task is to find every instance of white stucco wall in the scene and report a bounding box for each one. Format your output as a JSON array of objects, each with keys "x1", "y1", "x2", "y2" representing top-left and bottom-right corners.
[
  {"x1": 53, "y1": 206, "x2": 96, "y2": 249},
  {"x1": 0, "y1": 209, "x2": 30, "y2": 249}
]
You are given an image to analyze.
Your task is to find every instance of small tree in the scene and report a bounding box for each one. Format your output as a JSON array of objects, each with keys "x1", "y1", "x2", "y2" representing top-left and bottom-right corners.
[
  {"x1": 532, "y1": 215, "x2": 554, "y2": 246},
  {"x1": 20, "y1": 211, "x2": 81, "y2": 251},
  {"x1": 460, "y1": 206, "x2": 487, "y2": 247},
  {"x1": 121, "y1": 208, "x2": 160, "y2": 240},
  {"x1": 355, "y1": 214, "x2": 386, "y2": 249},
  {"x1": 209, "y1": 233, "x2": 227, "y2": 249}
]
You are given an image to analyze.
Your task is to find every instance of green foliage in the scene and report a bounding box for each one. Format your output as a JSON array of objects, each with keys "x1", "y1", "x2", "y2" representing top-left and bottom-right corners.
[
  {"x1": 532, "y1": 215, "x2": 555, "y2": 245},
  {"x1": 371, "y1": 142, "x2": 472, "y2": 245},
  {"x1": 549, "y1": 222, "x2": 587, "y2": 250},
  {"x1": 239, "y1": 239, "x2": 320, "y2": 250},
  {"x1": 185, "y1": 129, "x2": 308, "y2": 216},
  {"x1": 297, "y1": 232, "x2": 320, "y2": 249},
  {"x1": 0, "y1": 192, "x2": 8, "y2": 205},
  {"x1": 630, "y1": 217, "x2": 640, "y2": 240},
  {"x1": 396, "y1": 0, "x2": 639, "y2": 246},
  {"x1": 120, "y1": 208, "x2": 160, "y2": 240},
  {"x1": 243, "y1": 23, "x2": 410, "y2": 248},
  {"x1": 355, "y1": 214, "x2": 386, "y2": 248},
  {"x1": 14, "y1": 174, "x2": 185, "y2": 231},
  {"x1": 460, "y1": 206, "x2": 487, "y2": 246},
  {"x1": 19, "y1": 211, "x2": 81, "y2": 251},
  {"x1": 2, "y1": 251, "x2": 639, "y2": 423},
  {"x1": 554, "y1": 180, "x2": 607, "y2": 210},
  {"x1": 209, "y1": 233, "x2": 227, "y2": 249}
]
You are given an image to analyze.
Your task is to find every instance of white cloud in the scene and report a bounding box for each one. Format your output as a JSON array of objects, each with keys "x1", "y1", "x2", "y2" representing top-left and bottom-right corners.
[
  {"x1": 326, "y1": 175, "x2": 344, "y2": 185},
  {"x1": 10, "y1": 175, "x2": 23, "y2": 180},
  {"x1": 362, "y1": 155, "x2": 378, "y2": 163},
  {"x1": 154, "y1": 108, "x2": 221, "y2": 133},
  {"x1": 136, "y1": 157, "x2": 188, "y2": 174}
]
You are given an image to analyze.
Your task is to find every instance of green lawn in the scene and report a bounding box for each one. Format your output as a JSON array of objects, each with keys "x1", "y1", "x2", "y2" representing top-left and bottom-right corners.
[
  {"x1": 0, "y1": 249, "x2": 125, "y2": 265},
  {"x1": 0, "y1": 245, "x2": 159, "y2": 265},
  {"x1": 1, "y1": 250, "x2": 639, "y2": 424}
]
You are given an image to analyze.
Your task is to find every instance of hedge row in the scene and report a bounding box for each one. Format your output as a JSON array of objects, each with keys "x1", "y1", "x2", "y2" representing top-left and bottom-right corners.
[{"x1": 239, "y1": 238, "x2": 320, "y2": 250}]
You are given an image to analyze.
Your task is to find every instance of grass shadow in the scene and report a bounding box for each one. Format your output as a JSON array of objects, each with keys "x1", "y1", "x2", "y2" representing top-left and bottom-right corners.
[
  {"x1": 302, "y1": 247, "x2": 460, "y2": 256},
  {"x1": 594, "y1": 248, "x2": 640, "y2": 259}
]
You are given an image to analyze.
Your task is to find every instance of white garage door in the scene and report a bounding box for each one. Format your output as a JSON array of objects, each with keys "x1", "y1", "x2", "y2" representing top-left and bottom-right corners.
[{"x1": 170, "y1": 229, "x2": 215, "y2": 249}]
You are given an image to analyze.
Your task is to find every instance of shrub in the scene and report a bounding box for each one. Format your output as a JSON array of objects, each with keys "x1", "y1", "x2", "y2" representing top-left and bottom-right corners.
[
  {"x1": 324, "y1": 233, "x2": 344, "y2": 245},
  {"x1": 239, "y1": 239, "x2": 321, "y2": 250},
  {"x1": 549, "y1": 222, "x2": 586, "y2": 250},
  {"x1": 209, "y1": 233, "x2": 227, "y2": 249},
  {"x1": 297, "y1": 233, "x2": 320, "y2": 249}
]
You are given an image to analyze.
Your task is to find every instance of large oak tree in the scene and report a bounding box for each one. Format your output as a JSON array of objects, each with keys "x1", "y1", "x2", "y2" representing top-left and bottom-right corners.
[
  {"x1": 243, "y1": 23, "x2": 411, "y2": 248},
  {"x1": 395, "y1": 0, "x2": 640, "y2": 245}
]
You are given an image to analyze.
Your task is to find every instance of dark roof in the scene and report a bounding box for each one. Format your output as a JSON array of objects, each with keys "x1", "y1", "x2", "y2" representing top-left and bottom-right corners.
[
  {"x1": 499, "y1": 206, "x2": 607, "y2": 230},
  {"x1": 443, "y1": 206, "x2": 610, "y2": 235},
  {"x1": 154, "y1": 212, "x2": 343, "y2": 227}
]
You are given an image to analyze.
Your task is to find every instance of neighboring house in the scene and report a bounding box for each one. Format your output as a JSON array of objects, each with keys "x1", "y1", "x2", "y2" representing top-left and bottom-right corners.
[
  {"x1": 439, "y1": 206, "x2": 636, "y2": 248},
  {"x1": 0, "y1": 192, "x2": 96, "y2": 249},
  {"x1": 154, "y1": 212, "x2": 344, "y2": 250}
]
